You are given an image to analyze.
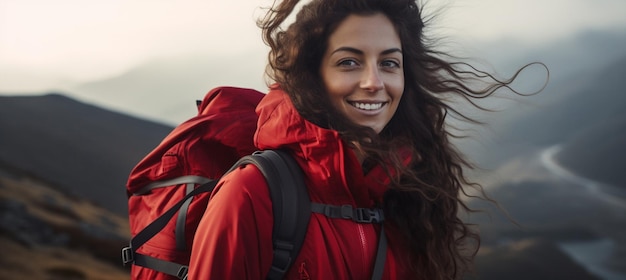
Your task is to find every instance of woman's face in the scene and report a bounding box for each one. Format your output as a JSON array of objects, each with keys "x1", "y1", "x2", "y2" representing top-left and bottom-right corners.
[{"x1": 320, "y1": 13, "x2": 404, "y2": 134}]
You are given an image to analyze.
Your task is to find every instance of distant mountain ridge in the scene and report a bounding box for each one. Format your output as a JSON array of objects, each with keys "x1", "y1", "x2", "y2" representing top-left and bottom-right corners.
[
  {"x1": 0, "y1": 93, "x2": 173, "y2": 216},
  {"x1": 499, "y1": 54, "x2": 626, "y2": 188}
]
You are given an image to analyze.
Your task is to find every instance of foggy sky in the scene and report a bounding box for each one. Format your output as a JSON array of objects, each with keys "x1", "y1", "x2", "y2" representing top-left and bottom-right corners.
[
  {"x1": 1, "y1": 0, "x2": 625, "y2": 127},
  {"x1": 1, "y1": 0, "x2": 625, "y2": 91}
]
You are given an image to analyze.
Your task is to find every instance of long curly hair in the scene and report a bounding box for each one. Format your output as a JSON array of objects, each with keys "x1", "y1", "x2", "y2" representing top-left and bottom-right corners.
[{"x1": 259, "y1": 0, "x2": 539, "y2": 278}]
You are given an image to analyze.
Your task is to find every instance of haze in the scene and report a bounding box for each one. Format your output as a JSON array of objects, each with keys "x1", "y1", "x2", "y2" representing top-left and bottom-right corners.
[{"x1": 1, "y1": 0, "x2": 625, "y2": 124}]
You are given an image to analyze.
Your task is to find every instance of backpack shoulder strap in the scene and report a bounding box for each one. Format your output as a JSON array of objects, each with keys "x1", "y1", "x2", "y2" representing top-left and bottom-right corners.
[{"x1": 232, "y1": 150, "x2": 311, "y2": 280}]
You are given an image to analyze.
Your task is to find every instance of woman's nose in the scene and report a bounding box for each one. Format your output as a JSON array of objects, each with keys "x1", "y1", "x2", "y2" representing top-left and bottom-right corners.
[{"x1": 360, "y1": 65, "x2": 384, "y2": 92}]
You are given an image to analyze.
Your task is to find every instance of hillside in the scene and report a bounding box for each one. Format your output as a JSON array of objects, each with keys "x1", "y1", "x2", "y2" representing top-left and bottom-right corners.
[
  {"x1": 556, "y1": 116, "x2": 626, "y2": 188},
  {"x1": 0, "y1": 94, "x2": 173, "y2": 216},
  {"x1": 499, "y1": 55, "x2": 626, "y2": 147},
  {"x1": 0, "y1": 165, "x2": 130, "y2": 279},
  {"x1": 459, "y1": 54, "x2": 626, "y2": 187},
  {"x1": 0, "y1": 94, "x2": 173, "y2": 279},
  {"x1": 551, "y1": 56, "x2": 626, "y2": 187}
]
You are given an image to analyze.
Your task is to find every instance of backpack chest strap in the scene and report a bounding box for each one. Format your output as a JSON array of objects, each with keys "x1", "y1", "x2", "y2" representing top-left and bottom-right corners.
[
  {"x1": 311, "y1": 203, "x2": 385, "y2": 223},
  {"x1": 311, "y1": 202, "x2": 387, "y2": 280}
]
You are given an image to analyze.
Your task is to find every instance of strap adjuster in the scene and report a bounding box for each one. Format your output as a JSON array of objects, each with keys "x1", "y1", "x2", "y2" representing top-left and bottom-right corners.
[
  {"x1": 355, "y1": 208, "x2": 384, "y2": 223},
  {"x1": 121, "y1": 246, "x2": 134, "y2": 265},
  {"x1": 177, "y1": 266, "x2": 189, "y2": 279},
  {"x1": 312, "y1": 203, "x2": 385, "y2": 223},
  {"x1": 340, "y1": 205, "x2": 353, "y2": 219}
]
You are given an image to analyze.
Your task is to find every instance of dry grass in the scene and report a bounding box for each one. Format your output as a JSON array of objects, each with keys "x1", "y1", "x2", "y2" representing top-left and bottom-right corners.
[
  {"x1": 0, "y1": 170, "x2": 131, "y2": 279},
  {"x1": 0, "y1": 236, "x2": 129, "y2": 280},
  {"x1": 0, "y1": 175, "x2": 129, "y2": 237}
]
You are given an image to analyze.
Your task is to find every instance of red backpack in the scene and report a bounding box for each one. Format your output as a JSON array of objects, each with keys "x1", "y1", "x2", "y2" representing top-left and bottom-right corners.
[{"x1": 121, "y1": 87, "x2": 311, "y2": 280}]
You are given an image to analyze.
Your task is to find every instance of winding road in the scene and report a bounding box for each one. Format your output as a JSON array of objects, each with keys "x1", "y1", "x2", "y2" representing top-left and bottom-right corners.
[{"x1": 540, "y1": 145, "x2": 626, "y2": 210}]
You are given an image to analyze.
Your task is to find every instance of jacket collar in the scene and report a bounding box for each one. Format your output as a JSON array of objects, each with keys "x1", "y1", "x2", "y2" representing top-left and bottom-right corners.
[{"x1": 254, "y1": 86, "x2": 390, "y2": 206}]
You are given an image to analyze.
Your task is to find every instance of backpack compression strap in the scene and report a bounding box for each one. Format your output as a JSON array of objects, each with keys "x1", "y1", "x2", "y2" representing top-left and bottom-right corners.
[
  {"x1": 232, "y1": 150, "x2": 311, "y2": 280},
  {"x1": 132, "y1": 175, "x2": 214, "y2": 251},
  {"x1": 121, "y1": 179, "x2": 218, "y2": 279},
  {"x1": 122, "y1": 177, "x2": 214, "y2": 279}
]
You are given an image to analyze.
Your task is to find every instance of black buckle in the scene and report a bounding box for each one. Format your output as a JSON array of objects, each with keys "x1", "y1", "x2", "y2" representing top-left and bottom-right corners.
[
  {"x1": 355, "y1": 208, "x2": 383, "y2": 223},
  {"x1": 339, "y1": 205, "x2": 353, "y2": 219},
  {"x1": 177, "y1": 266, "x2": 189, "y2": 279},
  {"x1": 121, "y1": 246, "x2": 133, "y2": 265}
]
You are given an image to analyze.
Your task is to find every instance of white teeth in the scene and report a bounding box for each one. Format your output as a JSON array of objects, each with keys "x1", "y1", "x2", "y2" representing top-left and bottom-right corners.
[{"x1": 352, "y1": 102, "x2": 383, "y2": 110}]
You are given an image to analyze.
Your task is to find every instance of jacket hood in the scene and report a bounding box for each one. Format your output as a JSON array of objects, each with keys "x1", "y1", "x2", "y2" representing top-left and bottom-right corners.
[
  {"x1": 254, "y1": 85, "x2": 339, "y2": 155},
  {"x1": 254, "y1": 85, "x2": 390, "y2": 206}
]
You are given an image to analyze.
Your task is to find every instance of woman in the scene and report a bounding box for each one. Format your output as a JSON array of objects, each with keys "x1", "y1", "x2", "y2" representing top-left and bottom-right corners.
[{"x1": 189, "y1": 0, "x2": 532, "y2": 279}]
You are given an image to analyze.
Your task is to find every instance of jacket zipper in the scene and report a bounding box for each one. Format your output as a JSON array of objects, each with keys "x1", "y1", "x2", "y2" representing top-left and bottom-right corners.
[{"x1": 357, "y1": 223, "x2": 369, "y2": 276}]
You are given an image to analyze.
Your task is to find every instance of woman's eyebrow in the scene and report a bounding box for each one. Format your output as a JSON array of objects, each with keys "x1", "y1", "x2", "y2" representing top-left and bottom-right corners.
[
  {"x1": 331, "y1": 47, "x2": 402, "y2": 56},
  {"x1": 381, "y1": 48, "x2": 402, "y2": 55}
]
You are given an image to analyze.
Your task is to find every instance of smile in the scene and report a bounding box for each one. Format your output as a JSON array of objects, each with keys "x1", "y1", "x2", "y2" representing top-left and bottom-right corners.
[{"x1": 350, "y1": 102, "x2": 385, "y2": 111}]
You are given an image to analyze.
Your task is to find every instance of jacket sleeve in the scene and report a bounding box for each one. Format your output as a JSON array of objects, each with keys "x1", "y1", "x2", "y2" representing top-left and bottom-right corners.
[{"x1": 188, "y1": 164, "x2": 274, "y2": 279}]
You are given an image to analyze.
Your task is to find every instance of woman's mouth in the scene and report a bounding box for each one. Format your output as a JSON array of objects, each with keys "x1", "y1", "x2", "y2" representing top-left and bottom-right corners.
[{"x1": 350, "y1": 102, "x2": 385, "y2": 111}]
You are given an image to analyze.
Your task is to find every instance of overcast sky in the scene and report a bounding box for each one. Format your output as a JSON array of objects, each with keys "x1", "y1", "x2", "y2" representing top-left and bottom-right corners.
[{"x1": 1, "y1": 0, "x2": 625, "y2": 93}]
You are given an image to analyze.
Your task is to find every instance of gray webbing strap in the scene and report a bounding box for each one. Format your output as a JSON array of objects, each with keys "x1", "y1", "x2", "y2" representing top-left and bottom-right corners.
[
  {"x1": 310, "y1": 203, "x2": 385, "y2": 223},
  {"x1": 133, "y1": 175, "x2": 212, "y2": 195},
  {"x1": 122, "y1": 180, "x2": 217, "y2": 279},
  {"x1": 134, "y1": 253, "x2": 188, "y2": 279},
  {"x1": 371, "y1": 224, "x2": 387, "y2": 280},
  {"x1": 175, "y1": 183, "x2": 196, "y2": 250}
]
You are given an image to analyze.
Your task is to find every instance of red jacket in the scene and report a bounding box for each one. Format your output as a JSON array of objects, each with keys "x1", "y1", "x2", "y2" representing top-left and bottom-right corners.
[{"x1": 188, "y1": 86, "x2": 411, "y2": 279}]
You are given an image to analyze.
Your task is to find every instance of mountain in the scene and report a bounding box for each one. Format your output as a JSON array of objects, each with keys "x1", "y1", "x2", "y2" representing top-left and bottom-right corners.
[
  {"x1": 0, "y1": 94, "x2": 173, "y2": 278},
  {"x1": 499, "y1": 54, "x2": 626, "y2": 144},
  {"x1": 0, "y1": 94, "x2": 173, "y2": 216},
  {"x1": 434, "y1": 29, "x2": 626, "y2": 175},
  {"x1": 550, "y1": 56, "x2": 626, "y2": 187},
  {"x1": 556, "y1": 114, "x2": 626, "y2": 188},
  {"x1": 488, "y1": 54, "x2": 626, "y2": 188},
  {"x1": 459, "y1": 54, "x2": 626, "y2": 279},
  {"x1": 72, "y1": 51, "x2": 267, "y2": 126}
]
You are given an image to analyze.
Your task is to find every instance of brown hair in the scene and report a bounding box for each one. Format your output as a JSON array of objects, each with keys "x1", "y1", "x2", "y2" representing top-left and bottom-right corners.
[{"x1": 259, "y1": 0, "x2": 541, "y2": 278}]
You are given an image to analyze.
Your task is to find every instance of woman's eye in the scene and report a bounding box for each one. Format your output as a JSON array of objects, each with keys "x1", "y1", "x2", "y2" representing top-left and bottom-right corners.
[
  {"x1": 338, "y1": 59, "x2": 359, "y2": 67},
  {"x1": 381, "y1": 60, "x2": 400, "y2": 68}
]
